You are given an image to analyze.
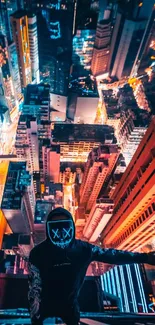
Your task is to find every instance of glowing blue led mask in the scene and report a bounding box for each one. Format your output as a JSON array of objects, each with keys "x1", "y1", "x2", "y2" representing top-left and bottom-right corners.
[{"x1": 47, "y1": 219, "x2": 74, "y2": 249}]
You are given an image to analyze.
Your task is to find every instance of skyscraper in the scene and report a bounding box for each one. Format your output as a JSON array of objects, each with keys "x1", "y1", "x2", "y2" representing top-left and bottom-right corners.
[
  {"x1": 27, "y1": 13, "x2": 40, "y2": 83},
  {"x1": 102, "y1": 117, "x2": 155, "y2": 253},
  {"x1": 131, "y1": 4, "x2": 155, "y2": 76},
  {"x1": 109, "y1": 1, "x2": 155, "y2": 79},
  {"x1": 83, "y1": 198, "x2": 114, "y2": 242},
  {"x1": 15, "y1": 115, "x2": 40, "y2": 173},
  {"x1": 16, "y1": 84, "x2": 51, "y2": 183},
  {"x1": 0, "y1": 0, "x2": 18, "y2": 42},
  {"x1": 102, "y1": 264, "x2": 149, "y2": 313},
  {"x1": 42, "y1": 144, "x2": 60, "y2": 185},
  {"x1": 52, "y1": 124, "x2": 116, "y2": 162},
  {"x1": 91, "y1": 14, "x2": 111, "y2": 77},
  {"x1": 1, "y1": 162, "x2": 35, "y2": 240},
  {"x1": 80, "y1": 144, "x2": 119, "y2": 212},
  {"x1": 10, "y1": 10, "x2": 32, "y2": 88},
  {"x1": 37, "y1": 8, "x2": 72, "y2": 95},
  {"x1": 8, "y1": 42, "x2": 22, "y2": 106},
  {"x1": 72, "y1": 29, "x2": 96, "y2": 77},
  {"x1": 0, "y1": 35, "x2": 18, "y2": 118},
  {"x1": 23, "y1": 84, "x2": 50, "y2": 122},
  {"x1": 110, "y1": 17, "x2": 147, "y2": 79}
]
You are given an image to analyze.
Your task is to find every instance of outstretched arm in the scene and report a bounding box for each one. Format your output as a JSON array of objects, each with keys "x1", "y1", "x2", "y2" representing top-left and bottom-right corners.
[
  {"x1": 90, "y1": 245, "x2": 155, "y2": 265},
  {"x1": 28, "y1": 262, "x2": 42, "y2": 322}
]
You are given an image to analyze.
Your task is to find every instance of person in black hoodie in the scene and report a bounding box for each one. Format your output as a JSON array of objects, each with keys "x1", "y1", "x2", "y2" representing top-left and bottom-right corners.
[{"x1": 28, "y1": 207, "x2": 155, "y2": 325}]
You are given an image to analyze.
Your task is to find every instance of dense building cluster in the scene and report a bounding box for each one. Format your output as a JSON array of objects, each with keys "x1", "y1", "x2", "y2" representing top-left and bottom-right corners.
[{"x1": 0, "y1": 0, "x2": 155, "y2": 314}]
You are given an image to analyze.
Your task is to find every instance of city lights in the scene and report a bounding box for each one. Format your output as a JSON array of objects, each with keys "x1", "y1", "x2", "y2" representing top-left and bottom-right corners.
[{"x1": 0, "y1": 0, "x2": 155, "y2": 320}]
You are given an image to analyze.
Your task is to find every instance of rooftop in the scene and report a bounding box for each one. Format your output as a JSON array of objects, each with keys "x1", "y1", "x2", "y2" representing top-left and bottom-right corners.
[
  {"x1": 11, "y1": 10, "x2": 27, "y2": 19},
  {"x1": 1, "y1": 162, "x2": 30, "y2": 210},
  {"x1": 24, "y1": 84, "x2": 50, "y2": 106},
  {"x1": 52, "y1": 124, "x2": 116, "y2": 143},
  {"x1": 11, "y1": 10, "x2": 36, "y2": 19}
]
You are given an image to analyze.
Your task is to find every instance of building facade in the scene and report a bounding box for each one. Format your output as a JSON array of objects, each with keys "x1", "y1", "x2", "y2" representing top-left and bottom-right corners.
[
  {"x1": 83, "y1": 198, "x2": 114, "y2": 242},
  {"x1": 52, "y1": 124, "x2": 116, "y2": 162},
  {"x1": 8, "y1": 42, "x2": 22, "y2": 106},
  {"x1": 11, "y1": 10, "x2": 32, "y2": 88},
  {"x1": 1, "y1": 162, "x2": 35, "y2": 256},
  {"x1": 0, "y1": 0, "x2": 18, "y2": 42},
  {"x1": 91, "y1": 17, "x2": 111, "y2": 77},
  {"x1": 102, "y1": 118, "x2": 155, "y2": 253},
  {"x1": 102, "y1": 264, "x2": 149, "y2": 313},
  {"x1": 72, "y1": 29, "x2": 96, "y2": 76},
  {"x1": 80, "y1": 144, "x2": 119, "y2": 212},
  {"x1": 15, "y1": 116, "x2": 40, "y2": 173},
  {"x1": 0, "y1": 35, "x2": 18, "y2": 118},
  {"x1": 27, "y1": 13, "x2": 40, "y2": 83}
]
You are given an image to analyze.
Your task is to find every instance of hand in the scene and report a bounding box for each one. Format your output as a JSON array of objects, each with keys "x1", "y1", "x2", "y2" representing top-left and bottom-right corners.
[
  {"x1": 147, "y1": 251, "x2": 155, "y2": 265},
  {"x1": 31, "y1": 298, "x2": 40, "y2": 320}
]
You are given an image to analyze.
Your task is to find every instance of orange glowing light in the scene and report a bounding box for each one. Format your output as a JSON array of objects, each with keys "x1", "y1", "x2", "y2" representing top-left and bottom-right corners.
[
  {"x1": 139, "y1": 2, "x2": 143, "y2": 7},
  {"x1": 41, "y1": 183, "x2": 45, "y2": 193}
]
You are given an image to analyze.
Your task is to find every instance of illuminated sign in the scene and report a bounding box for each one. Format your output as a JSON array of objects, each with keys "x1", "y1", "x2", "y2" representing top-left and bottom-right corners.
[{"x1": 50, "y1": 22, "x2": 61, "y2": 39}]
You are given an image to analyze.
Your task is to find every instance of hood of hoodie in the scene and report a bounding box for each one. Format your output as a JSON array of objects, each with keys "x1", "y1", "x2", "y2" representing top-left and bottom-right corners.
[{"x1": 46, "y1": 207, "x2": 75, "y2": 248}]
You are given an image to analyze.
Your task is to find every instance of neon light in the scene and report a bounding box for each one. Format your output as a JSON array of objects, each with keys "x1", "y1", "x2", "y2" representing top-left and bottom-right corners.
[
  {"x1": 107, "y1": 272, "x2": 112, "y2": 294},
  {"x1": 114, "y1": 267, "x2": 124, "y2": 312},
  {"x1": 126, "y1": 265, "x2": 138, "y2": 312},
  {"x1": 103, "y1": 273, "x2": 108, "y2": 293},
  {"x1": 148, "y1": 303, "x2": 155, "y2": 313},
  {"x1": 110, "y1": 268, "x2": 116, "y2": 296},
  {"x1": 134, "y1": 264, "x2": 148, "y2": 313},
  {"x1": 119, "y1": 265, "x2": 130, "y2": 312},
  {"x1": 101, "y1": 275, "x2": 104, "y2": 290},
  {"x1": 50, "y1": 22, "x2": 61, "y2": 39}
]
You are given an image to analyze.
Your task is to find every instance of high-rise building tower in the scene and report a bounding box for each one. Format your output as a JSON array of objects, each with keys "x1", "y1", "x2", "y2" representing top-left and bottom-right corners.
[
  {"x1": 108, "y1": 1, "x2": 155, "y2": 79},
  {"x1": 1, "y1": 162, "x2": 35, "y2": 256},
  {"x1": 15, "y1": 115, "x2": 40, "y2": 173},
  {"x1": 91, "y1": 14, "x2": 111, "y2": 77},
  {"x1": 131, "y1": 4, "x2": 155, "y2": 76},
  {"x1": 42, "y1": 144, "x2": 60, "y2": 185},
  {"x1": 16, "y1": 84, "x2": 51, "y2": 183},
  {"x1": 0, "y1": 0, "x2": 18, "y2": 42},
  {"x1": 37, "y1": 8, "x2": 72, "y2": 95},
  {"x1": 0, "y1": 35, "x2": 18, "y2": 118},
  {"x1": 110, "y1": 16, "x2": 147, "y2": 79},
  {"x1": 80, "y1": 144, "x2": 119, "y2": 212},
  {"x1": 72, "y1": 29, "x2": 96, "y2": 77},
  {"x1": 27, "y1": 13, "x2": 40, "y2": 83},
  {"x1": 8, "y1": 42, "x2": 22, "y2": 106},
  {"x1": 83, "y1": 198, "x2": 114, "y2": 242},
  {"x1": 10, "y1": 10, "x2": 32, "y2": 88},
  {"x1": 23, "y1": 84, "x2": 50, "y2": 123},
  {"x1": 102, "y1": 117, "x2": 155, "y2": 253}
]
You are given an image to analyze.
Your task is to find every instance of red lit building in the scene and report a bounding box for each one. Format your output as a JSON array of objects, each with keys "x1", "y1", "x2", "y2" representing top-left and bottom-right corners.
[
  {"x1": 80, "y1": 145, "x2": 119, "y2": 212},
  {"x1": 102, "y1": 117, "x2": 155, "y2": 252}
]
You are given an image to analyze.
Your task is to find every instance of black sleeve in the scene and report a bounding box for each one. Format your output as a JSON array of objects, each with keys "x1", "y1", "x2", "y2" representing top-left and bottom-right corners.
[
  {"x1": 28, "y1": 251, "x2": 42, "y2": 321},
  {"x1": 90, "y1": 245, "x2": 149, "y2": 265}
]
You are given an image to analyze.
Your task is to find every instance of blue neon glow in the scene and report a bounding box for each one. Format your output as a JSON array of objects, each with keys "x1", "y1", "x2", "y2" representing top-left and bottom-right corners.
[
  {"x1": 50, "y1": 21, "x2": 61, "y2": 39},
  {"x1": 110, "y1": 268, "x2": 116, "y2": 296},
  {"x1": 107, "y1": 272, "x2": 112, "y2": 294},
  {"x1": 103, "y1": 273, "x2": 108, "y2": 293},
  {"x1": 101, "y1": 275, "x2": 104, "y2": 291},
  {"x1": 126, "y1": 265, "x2": 138, "y2": 312},
  {"x1": 114, "y1": 267, "x2": 124, "y2": 312},
  {"x1": 148, "y1": 303, "x2": 155, "y2": 313},
  {"x1": 119, "y1": 265, "x2": 130, "y2": 312},
  {"x1": 134, "y1": 264, "x2": 148, "y2": 313}
]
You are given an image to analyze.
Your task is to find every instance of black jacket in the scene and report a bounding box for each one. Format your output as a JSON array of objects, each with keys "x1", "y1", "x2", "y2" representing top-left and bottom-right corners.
[{"x1": 28, "y1": 208, "x2": 154, "y2": 321}]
